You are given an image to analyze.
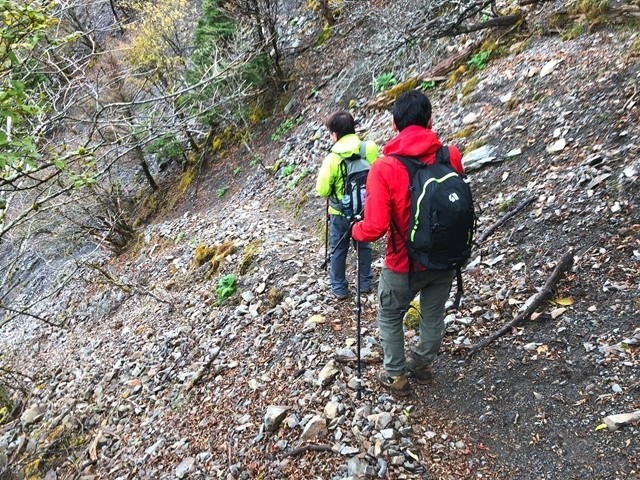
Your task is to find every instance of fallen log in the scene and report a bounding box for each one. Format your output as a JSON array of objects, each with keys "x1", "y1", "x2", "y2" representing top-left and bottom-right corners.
[
  {"x1": 466, "y1": 250, "x2": 574, "y2": 359},
  {"x1": 476, "y1": 195, "x2": 538, "y2": 244}
]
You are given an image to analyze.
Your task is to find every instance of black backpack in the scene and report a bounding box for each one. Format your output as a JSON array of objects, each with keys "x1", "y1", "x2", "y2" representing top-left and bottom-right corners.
[
  {"x1": 392, "y1": 147, "x2": 476, "y2": 308},
  {"x1": 338, "y1": 141, "x2": 369, "y2": 221}
]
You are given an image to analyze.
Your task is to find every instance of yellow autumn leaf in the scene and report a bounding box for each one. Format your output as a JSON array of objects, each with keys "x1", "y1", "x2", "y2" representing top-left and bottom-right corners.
[
  {"x1": 595, "y1": 423, "x2": 608, "y2": 431},
  {"x1": 536, "y1": 344, "x2": 549, "y2": 354},
  {"x1": 553, "y1": 297, "x2": 574, "y2": 306}
]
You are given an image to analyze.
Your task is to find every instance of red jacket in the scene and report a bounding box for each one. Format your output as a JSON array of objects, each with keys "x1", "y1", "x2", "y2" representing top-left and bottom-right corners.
[{"x1": 351, "y1": 125, "x2": 464, "y2": 273}]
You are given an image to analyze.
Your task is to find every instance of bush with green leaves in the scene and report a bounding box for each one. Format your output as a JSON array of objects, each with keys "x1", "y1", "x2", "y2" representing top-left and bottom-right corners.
[
  {"x1": 216, "y1": 187, "x2": 228, "y2": 198},
  {"x1": 216, "y1": 274, "x2": 237, "y2": 304},
  {"x1": 271, "y1": 116, "x2": 303, "y2": 142},
  {"x1": 420, "y1": 80, "x2": 436, "y2": 90},
  {"x1": 280, "y1": 164, "x2": 295, "y2": 177},
  {"x1": 374, "y1": 72, "x2": 397, "y2": 92},
  {"x1": 468, "y1": 51, "x2": 491, "y2": 70}
]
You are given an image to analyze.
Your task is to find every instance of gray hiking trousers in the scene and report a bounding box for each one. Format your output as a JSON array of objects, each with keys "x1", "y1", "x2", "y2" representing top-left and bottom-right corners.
[{"x1": 377, "y1": 266, "x2": 455, "y2": 377}]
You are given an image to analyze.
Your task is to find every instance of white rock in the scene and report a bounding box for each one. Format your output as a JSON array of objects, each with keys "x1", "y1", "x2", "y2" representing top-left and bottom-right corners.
[
  {"x1": 300, "y1": 415, "x2": 327, "y2": 441},
  {"x1": 546, "y1": 138, "x2": 567, "y2": 153},
  {"x1": 540, "y1": 59, "x2": 562, "y2": 77},
  {"x1": 462, "y1": 112, "x2": 478, "y2": 124},
  {"x1": 603, "y1": 411, "x2": 640, "y2": 430}
]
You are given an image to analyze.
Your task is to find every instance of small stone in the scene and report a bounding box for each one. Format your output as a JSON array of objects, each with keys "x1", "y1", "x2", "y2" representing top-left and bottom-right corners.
[
  {"x1": 175, "y1": 457, "x2": 195, "y2": 479},
  {"x1": 300, "y1": 415, "x2": 327, "y2": 441},
  {"x1": 264, "y1": 406, "x2": 289, "y2": 432}
]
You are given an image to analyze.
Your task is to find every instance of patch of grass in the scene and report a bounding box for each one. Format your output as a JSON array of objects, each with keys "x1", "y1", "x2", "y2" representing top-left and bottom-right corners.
[
  {"x1": 216, "y1": 187, "x2": 228, "y2": 198},
  {"x1": 498, "y1": 198, "x2": 516, "y2": 212},
  {"x1": 562, "y1": 22, "x2": 587, "y2": 40},
  {"x1": 316, "y1": 24, "x2": 331, "y2": 45},
  {"x1": 462, "y1": 76, "x2": 480, "y2": 96},
  {"x1": 630, "y1": 38, "x2": 640, "y2": 58},
  {"x1": 239, "y1": 239, "x2": 261, "y2": 275},
  {"x1": 373, "y1": 72, "x2": 397, "y2": 92},
  {"x1": 250, "y1": 155, "x2": 262, "y2": 167},
  {"x1": 193, "y1": 242, "x2": 236, "y2": 277},
  {"x1": 193, "y1": 244, "x2": 219, "y2": 267},
  {"x1": 268, "y1": 286, "x2": 284, "y2": 307},
  {"x1": 468, "y1": 50, "x2": 491, "y2": 70},
  {"x1": 216, "y1": 273, "x2": 237, "y2": 304},
  {"x1": 452, "y1": 125, "x2": 476, "y2": 139},
  {"x1": 280, "y1": 164, "x2": 295, "y2": 177},
  {"x1": 446, "y1": 65, "x2": 468, "y2": 89},
  {"x1": 178, "y1": 166, "x2": 198, "y2": 195},
  {"x1": 463, "y1": 139, "x2": 489, "y2": 155},
  {"x1": 286, "y1": 167, "x2": 310, "y2": 190},
  {"x1": 568, "y1": 0, "x2": 609, "y2": 20},
  {"x1": 271, "y1": 116, "x2": 303, "y2": 142},
  {"x1": 382, "y1": 78, "x2": 419, "y2": 99},
  {"x1": 420, "y1": 80, "x2": 436, "y2": 90}
]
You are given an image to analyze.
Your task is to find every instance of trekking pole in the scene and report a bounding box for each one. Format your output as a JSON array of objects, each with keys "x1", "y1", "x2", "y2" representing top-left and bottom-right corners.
[
  {"x1": 319, "y1": 219, "x2": 353, "y2": 270},
  {"x1": 355, "y1": 234, "x2": 363, "y2": 400}
]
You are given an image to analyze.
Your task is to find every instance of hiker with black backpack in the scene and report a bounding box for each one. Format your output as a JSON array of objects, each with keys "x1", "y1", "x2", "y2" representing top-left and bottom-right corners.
[
  {"x1": 316, "y1": 111, "x2": 379, "y2": 300},
  {"x1": 352, "y1": 90, "x2": 475, "y2": 396}
]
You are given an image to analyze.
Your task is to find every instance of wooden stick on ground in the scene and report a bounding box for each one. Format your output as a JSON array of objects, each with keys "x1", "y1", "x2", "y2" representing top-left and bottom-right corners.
[
  {"x1": 466, "y1": 250, "x2": 574, "y2": 359},
  {"x1": 283, "y1": 444, "x2": 332, "y2": 458},
  {"x1": 476, "y1": 195, "x2": 538, "y2": 244}
]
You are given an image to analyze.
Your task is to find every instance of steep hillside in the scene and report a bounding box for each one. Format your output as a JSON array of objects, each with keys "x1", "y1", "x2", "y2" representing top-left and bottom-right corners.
[{"x1": 1, "y1": 1, "x2": 639, "y2": 479}]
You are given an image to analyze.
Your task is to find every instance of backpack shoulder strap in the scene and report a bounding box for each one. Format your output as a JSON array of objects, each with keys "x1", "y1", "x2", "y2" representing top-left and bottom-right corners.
[
  {"x1": 435, "y1": 145, "x2": 450, "y2": 166},
  {"x1": 390, "y1": 154, "x2": 422, "y2": 180},
  {"x1": 359, "y1": 140, "x2": 367, "y2": 160}
]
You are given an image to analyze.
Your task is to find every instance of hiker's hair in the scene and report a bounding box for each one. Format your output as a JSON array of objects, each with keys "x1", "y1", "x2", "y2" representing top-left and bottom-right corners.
[
  {"x1": 326, "y1": 111, "x2": 356, "y2": 139},
  {"x1": 392, "y1": 90, "x2": 432, "y2": 132}
]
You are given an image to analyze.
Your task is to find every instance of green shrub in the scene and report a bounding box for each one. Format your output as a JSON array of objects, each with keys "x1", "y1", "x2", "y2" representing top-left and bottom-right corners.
[
  {"x1": 286, "y1": 167, "x2": 309, "y2": 190},
  {"x1": 374, "y1": 72, "x2": 397, "y2": 92},
  {"x1": 468, "y1": 51, "x2": 491, "y2": 70},
  {"x1": 216, "y1": 274, "x2": 237, "y2": 304},
  {"x1": 281, "y1": 164, "x2": 295, "y2": 177},
  {"x1": 216, "y1": 187, "x2": 228, "y2": 198},
  {"x1": 271, "y1": 116, "x2": 303, "y2": 142},
  {"x1": 420, "y1": 80, "x2": 436, "y2": 90},
  {"x1": 233, "y1": 166, "x2": 241, "y2": 175}
]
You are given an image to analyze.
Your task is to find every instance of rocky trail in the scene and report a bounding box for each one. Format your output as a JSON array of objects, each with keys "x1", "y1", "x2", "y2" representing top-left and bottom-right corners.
[{"x1": 1, "y1": 2, "x2": 640, "y2": 479}]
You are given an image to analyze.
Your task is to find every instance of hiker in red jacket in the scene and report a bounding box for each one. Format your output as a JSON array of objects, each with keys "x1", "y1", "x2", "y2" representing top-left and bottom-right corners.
[{"x1": 351, "y1": 90, "x2": 464, "y2": 396}]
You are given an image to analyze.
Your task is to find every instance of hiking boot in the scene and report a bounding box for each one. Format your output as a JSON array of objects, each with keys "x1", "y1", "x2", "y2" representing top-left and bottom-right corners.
[
  {"x1": 378, "y1": 372, "x2": 411, "y2": 396},
  {"x1": 333, "y1": 291, "x2": 349, "y2": 301},
  {"x1": 406, "y1": 358, "x2": 433, "y2": 385}
]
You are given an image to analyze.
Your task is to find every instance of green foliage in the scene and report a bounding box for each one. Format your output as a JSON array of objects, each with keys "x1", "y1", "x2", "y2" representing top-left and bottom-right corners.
[
  {"x1": 216, "y1": 273, "x2": 237, "y2": 304},
  {"x1": 286, "y1": 167, "x2": 309, "y2": 190},
  {"x1": 280, "y1": 164, "x2": 295, "y2": 177},
  {"x1": 568, "y1": 0, "x2": 609, "y2": 19},
  {"x1": 462, "y1": 76, "x2": 479, "y2": 96},
  {"x1": 192, "y1": 0, "x2": 236, "y2": 68},
  {"x1": 562, "y1": 23, "x2": 587, "y2": 40},
  {"x1": 250, "y1": 155, "x2": 262, "y2": 167},
  {"x1": 468, "y1": 51, "x2": 491, "y2": 70},
  {"x1": 498, "y1": 198, "x2": 516, "y2": 212},
  {"x1": 316, "y1": 24, "x2": 332, "y2": 45},
  {"x1": 176, "y1": 231, "x2": 186, "y2": 242},
  {"x1": 242, "y1": 52, "x2": 272, "y2": 87},
  {"x1": 420, "y1": 80, "x2": 436, "y2": 90},
  {"x1": 233, "y1": 166, "x2": 241, "y2": 175},
  {"x1": 0, "y1": 0, "x2": 57, "y2": 170},
  {"x1": 144, "y1": 135, "x2": 184, "y2": 162},
  {"x1": 216, "y1": 187, "x2": 228, "y2": 198},
  {"x1": 373, "y1": 72, "x2": 397, "y2": 92},
  {"x1": 271, "y1": 116, "x2": 303, "y2": 142}
]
